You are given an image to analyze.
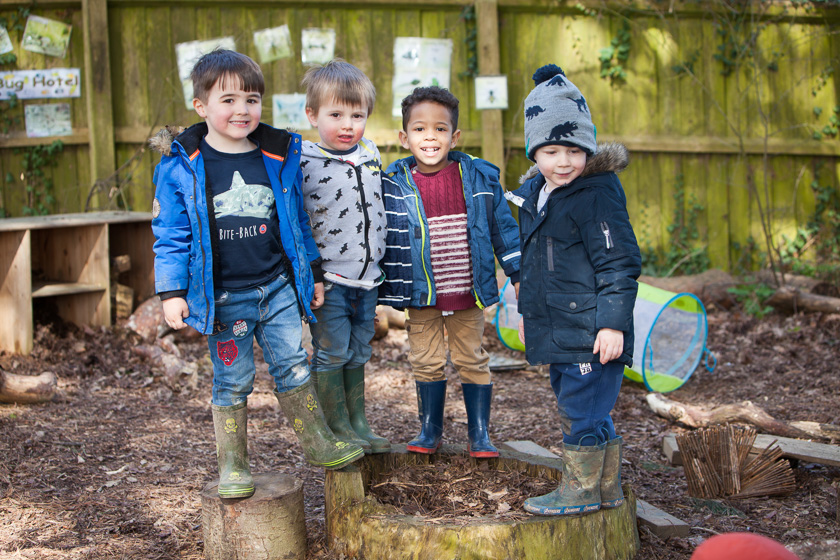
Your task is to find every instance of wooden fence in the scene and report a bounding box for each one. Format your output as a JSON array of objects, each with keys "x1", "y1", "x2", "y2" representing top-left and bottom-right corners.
[{"x1": 1, "y1": 0, "x2": 839, "y2": 271}]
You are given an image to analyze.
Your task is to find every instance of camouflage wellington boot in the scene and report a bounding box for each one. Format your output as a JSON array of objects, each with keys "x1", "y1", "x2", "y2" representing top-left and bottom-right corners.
[
  {"x1": 211, "y1": 402, "x2": 255, "y2": 499},
  {"x1": 600, "y1": 436, "x2": 625, "y2": 508},
  {"x1": 344, "y1": 365, "x2": 391, "y2": 454},
  {"x1": 523, "y1": 442, "x2": 606, "y2": 515},
  {"x1": 274, "y1": 381, "x2": 364, "y2": 470}
]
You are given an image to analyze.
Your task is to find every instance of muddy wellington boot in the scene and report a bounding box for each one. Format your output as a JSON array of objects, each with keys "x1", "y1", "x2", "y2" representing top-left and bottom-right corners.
[
  {"x1": 312, "y1": 368, "x2": 370, "y2": 451},
  {"x1": 600, "y1": 436, "x2": 625, "y2": 508},
  {"x1": 274, "y1": 381, "x2": 364, "y2": 470},
  {"x1": 523, "y1": 442, "x2": 606, "y2": 516},
  {"x1": 344, "y1": 365, "x2": 391, "y2": 454},
  {"x1": 406, "y1": 380, "x2": 447, "y2": 454},
  {"x1": 462, "y1": 383, "x2": 499, "y2": 458},
  {"x1": 211, "y1": 402, "x2": 255, "y2": 499}
]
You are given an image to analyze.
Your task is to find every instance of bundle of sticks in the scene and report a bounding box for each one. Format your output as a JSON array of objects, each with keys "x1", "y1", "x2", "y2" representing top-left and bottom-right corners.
[{"x1": 676, "y1": 425, "x2": 796, "y2": 499}]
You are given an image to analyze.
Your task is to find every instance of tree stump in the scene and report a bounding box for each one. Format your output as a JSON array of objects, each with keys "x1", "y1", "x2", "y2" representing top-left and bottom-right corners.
[
  {"x1": 201, "y1": 472, "x2": 307, "y2": 560},
  {"x1": 325, "y1": 445, "x2": 639, "y2": 559}
]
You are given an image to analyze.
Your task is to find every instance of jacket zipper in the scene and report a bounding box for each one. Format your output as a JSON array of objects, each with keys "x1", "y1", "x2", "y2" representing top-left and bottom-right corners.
[
  {"x1": 546, "y1": 236, "x2": 554, "y2": 271},
  {"x1": 600, "y1": 221, "x2": 614, "y2": 250},
  {"x1": 405, "y1": 163, "x2": 433, "y2": 306},
  {"x1": 354, "y1": 165, "x2": 372, "y2": 279},
  {"x1": 457, "y1": 163, "x2": 483, "y2": 310},
  {"x1": 277, "y1": 137, "x2": 311, "y2": 323},
  {"x1": 177, "y1": 148, "x2": 211, "y2": 334}
]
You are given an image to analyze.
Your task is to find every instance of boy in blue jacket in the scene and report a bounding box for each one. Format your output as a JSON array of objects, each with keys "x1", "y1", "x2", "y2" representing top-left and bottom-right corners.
[
  {"x1": 508, "y1": 65, "x2": 641, "y2": 516},
  {"x1": 150, "y1": 49, "x2": 363, "y2": 499},
  {"x1": 380, "y1": 86, "x2": 521, "y2": 458}
]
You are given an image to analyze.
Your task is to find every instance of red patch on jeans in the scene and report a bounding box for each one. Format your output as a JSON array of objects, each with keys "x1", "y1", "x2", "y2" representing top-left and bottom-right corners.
[{"x1": 217, "y1": 339, "x2": 238, "y2": 366}]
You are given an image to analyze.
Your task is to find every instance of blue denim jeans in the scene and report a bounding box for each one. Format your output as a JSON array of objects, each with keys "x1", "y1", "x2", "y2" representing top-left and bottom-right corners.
[
  {"x1": 549, "y1": 361, "x2": 624, "y2": 446},
  {"x1": 309, "y1": 282, "x2": 377, "y2": 373},
  {"x1": 208, "y1": 273, "x2": 310, "y2": 406}
]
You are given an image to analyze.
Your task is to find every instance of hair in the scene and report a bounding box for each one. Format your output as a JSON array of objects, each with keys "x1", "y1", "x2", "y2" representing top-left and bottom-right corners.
[
  {"x1": 190, "y1": 49, "x2": 264, "y2": 103},
  {"x1": 401, "y1": 86, "x2": 459, "y2": 131},
  {"x1": 301, "y1": 59, "x2": 376, "y2": 115}
]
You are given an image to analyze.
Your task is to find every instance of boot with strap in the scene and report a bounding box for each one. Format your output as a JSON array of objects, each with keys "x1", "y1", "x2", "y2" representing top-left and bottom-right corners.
[
  {"x1": 274, "y1": 381, "x2": 364, "y2": 470},
  {"x1": 462, "y1": 383, "x2": 499, "y2": 458},
  {"x1": 211, "y1": 402, "x2": 255, "y2": 499},
  {"x1": 523, "y1": 441, "x2": 606, "y2": 515},
  {"x1": 407, "y1": 379, "x2": 447, "y2": 454},
  {"x1": 312, "y1": 368, "x2": 370, "y2": 452},
  {"x1": 344, "y1": 365, "x2": 391, "y2": 454},
  {"x1": 600, "y1": 436, "x2": 625, "y2": 508}
]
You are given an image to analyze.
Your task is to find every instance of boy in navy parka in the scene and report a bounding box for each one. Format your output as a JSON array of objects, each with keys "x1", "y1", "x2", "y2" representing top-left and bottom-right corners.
[
  {"x1": 508, "y1": 65, "x2": 641, "y2": 516},
  {"x1": 380, "y1": 86, "x2": 521, "y2": 458},
  {"x1": 151, "y1": 50, "x2": 363, "y2": 499}
]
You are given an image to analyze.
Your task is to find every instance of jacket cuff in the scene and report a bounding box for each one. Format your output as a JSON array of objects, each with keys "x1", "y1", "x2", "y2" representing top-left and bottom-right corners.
[
  {"x1": 310, "y1": 260, "x2": 325, "y2": 283},
  {"x1": 158, "y1": 289, "x2": 187, "y2": 301},
  {"x1": 508, "y1": 271, "x2": 521, "y2": 285}
]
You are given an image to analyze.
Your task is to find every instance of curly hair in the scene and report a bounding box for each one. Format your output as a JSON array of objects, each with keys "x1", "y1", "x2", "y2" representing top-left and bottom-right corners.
[{"x1": 400, "y1": 86, "x2": 459, "y2": 131}]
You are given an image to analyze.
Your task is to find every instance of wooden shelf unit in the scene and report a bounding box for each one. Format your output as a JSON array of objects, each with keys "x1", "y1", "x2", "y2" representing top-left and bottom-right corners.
[{"x1": 0, "y1": 212, "x2": 155, "y2": 355}]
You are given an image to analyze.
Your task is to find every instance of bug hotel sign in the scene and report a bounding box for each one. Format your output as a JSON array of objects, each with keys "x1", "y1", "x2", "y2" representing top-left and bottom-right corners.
[{"x1": 0, "y1": 68, "x2": 81, "y2": 100}]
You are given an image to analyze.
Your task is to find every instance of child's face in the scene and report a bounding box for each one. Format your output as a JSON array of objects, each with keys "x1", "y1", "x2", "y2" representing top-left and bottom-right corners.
[
  {"x1": 306, "y1": 99, "x2": 369, "y2": 152},
  {"x1": 193, "y1": 75, "x2": 261, "y2": 153},
  {"x1": 534, "y1": 144, "x2": 587, "y2": 190},
  {"x1": 398, "y1": 101, "x2": 461, "y2": 174}
]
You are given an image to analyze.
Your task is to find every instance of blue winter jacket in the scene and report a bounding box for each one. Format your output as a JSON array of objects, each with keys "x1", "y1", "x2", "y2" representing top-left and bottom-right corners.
[
  {"x1": 379, "y1": 151, "x2": 521, "y2": 309},
  {"x1": 151, "y1": 122, "x2": 320, "y2": 334},
  {"x1": 507, "y1": 142, "x2": 641, "y2": 366}
]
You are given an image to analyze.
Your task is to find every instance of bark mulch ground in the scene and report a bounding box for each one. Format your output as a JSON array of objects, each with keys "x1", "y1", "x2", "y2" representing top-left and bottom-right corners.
[{"x1": 1, "y1": 307, "x2": 839, "y2": 559}]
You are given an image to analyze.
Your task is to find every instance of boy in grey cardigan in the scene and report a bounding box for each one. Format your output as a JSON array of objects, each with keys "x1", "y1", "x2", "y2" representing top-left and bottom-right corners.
[{"x1": 300, "y1": 60, "x2": 390, "y2": 453}]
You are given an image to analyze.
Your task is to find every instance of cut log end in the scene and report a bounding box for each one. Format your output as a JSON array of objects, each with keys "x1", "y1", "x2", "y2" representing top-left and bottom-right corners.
[{"x1": 0, "y1": 370, "x2": 57, "y2": 404}]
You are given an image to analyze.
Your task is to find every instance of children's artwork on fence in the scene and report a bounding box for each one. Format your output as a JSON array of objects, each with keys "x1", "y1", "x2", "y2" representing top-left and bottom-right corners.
[
  {"x1": 474, "y1": 76, "x2": 508, "y2": 110},
  {"x1": 272, "y1": 93, "x2": 310, "y2": 130},
  {"x1": 301, "y1": 28, "x2": 335, "y2": 65},
  {"x1": 391, "y1": 37, "x2": 452, "y2": 118},
  {"x1": 0, "y1": 27, "x2": 13, "y2": 55},
  {"x1": 21, "y1": 15, "x2": 72, "y2": 58},
  {"x1": 175, "y1": 37, "x2": 236, "y2": 109},
  {"x1": 0, "y1": 69, "x2": 81, "y2": 100},
  {"x1": 24, "y1": 103, "x2": 72, "y2": 137},
  {"x1": 253, "y1": 25, "x2": 292, "y2": 63}
]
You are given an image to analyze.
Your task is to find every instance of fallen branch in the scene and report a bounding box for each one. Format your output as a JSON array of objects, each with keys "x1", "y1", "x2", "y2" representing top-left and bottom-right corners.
[
  {"x1": 765, "y1": 286, "x2": 840, "y2": 315},
  {"x1": 0, "y1": 370, "x2": 57, "y2": 404},
  {"x1": 645, "y1": 393, "x2": 825, "y2": 440}
]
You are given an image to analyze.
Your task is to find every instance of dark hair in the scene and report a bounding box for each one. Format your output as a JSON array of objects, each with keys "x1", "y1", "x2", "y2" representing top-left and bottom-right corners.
[
  {"x1": 190, "y1": 49, "x2": 264, "y2": 103},
  {"x1": 400, "y1": 86, "x2": 459, "y2": 131},
  {"x1": 302, "y1": 59, "x2": 376, "y2": 115}
]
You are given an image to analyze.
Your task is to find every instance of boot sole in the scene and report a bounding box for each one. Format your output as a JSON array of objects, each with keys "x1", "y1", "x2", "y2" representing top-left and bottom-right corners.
[
  {"x1": 406, "y1": 442, "x2": 440, "y2": 454},
  {"x1": 218, "y1": 485, "x2": 255, "y2": 499},
  {"x1": 524, "y1": 501, "x2": 601, "y2": 515},
  {"x1": 469, "y1": 450, "x2": 500, "y2": 458},
  {"x1": 311, "y1": 447, "x2": 365, "y2": 470}
]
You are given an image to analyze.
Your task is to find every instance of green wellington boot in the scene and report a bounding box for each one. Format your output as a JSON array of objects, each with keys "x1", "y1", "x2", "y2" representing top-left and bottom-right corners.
[
  {"x1": 211, "y1": 402, "x2": 255, "y2": 499},
  {"x1": 600, "y1": 436, "x2": 625, "y2": 508},
  {"x1": 344, "y1": 365, "x2": 391, "y2": 454},
  {"x1": 274, "y1": 381, "x2": 364, "y2": 470},
  {"x1": 523, "y1": 442, "x2": 606, "y2": 515},
  {"x1": 312, "y1": 368, "x2": 370, "y2": 451}
]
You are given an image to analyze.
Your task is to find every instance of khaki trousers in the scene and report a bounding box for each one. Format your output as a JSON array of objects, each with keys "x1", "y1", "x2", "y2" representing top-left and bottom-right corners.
[{"x1": 405, "y1": 306, "x2": 491, "y2": 384}]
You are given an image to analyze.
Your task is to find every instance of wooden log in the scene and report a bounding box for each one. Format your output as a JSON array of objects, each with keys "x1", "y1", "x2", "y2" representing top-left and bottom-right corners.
[
  {"x1": 0, "y1": 370, "x2": 57, "y2": 404},
  {"x1": 325, "y1": 445, "x2": 639, "y2": 560},
  {"x1": 635, "y1": 499, "x2": 690, "y2": 538},
  {"x1": 766, "y1": 286, "x2": 840, "y2": 314},
  {"x1": 640, "y1": 269, "x2": 738, "y2": 308},
  {"x1": 645, "y1": 393, "x2": 814, "y2": 439},
  {"x1": 201, "y1": 472, "x2": 307, "y2": 560},
  {"x1": 112, "y1": 283, "x2": 134, "y2": 320}
]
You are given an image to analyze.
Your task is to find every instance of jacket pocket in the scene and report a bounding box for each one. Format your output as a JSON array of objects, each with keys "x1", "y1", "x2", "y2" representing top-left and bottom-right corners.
[{"x1": 546, "y1": 291, "x2": 597, "y2": 350}]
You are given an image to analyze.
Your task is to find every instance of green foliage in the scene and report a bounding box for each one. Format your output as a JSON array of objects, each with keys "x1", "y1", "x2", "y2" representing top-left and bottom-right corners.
[
  {"x1": 0, "y1": 5, "x2": 29, "y2": 66},
  {"x1": 727, "y1": 282, "x2": 776, "y2": 318},
  {"x1": 641, "y1": 174, "x2": 711, "y2": 277},
  {"x1": 810, "y1": 105, "x2": 840, "y2": 140},
  {"x1": 672, "y1": 50, "x2": 700, "y2": 77},
  {"x1": 0, "y1": 93, "x2": 20, "y2": 134},
  {"x1": 459, "y1": 5, "x2": 478, "y2": 79},
  {"x1": 599, "y1": 20, "x2": 631, "y2": 85},
  {"x1": 731, "y1": 235, "x2": 766, "y2": 276},
  {"x1": 13, "y1": 140, "x2": 64, "y2": 216}
]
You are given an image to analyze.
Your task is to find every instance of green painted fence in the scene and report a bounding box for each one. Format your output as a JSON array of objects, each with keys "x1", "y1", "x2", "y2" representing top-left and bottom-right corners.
[{"x1": 0, "y1": 0, "x2": 838, "y2": 272}]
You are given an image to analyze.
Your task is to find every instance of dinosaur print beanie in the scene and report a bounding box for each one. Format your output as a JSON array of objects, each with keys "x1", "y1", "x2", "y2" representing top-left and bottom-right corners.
[{"x1": 523, "y1": 64, "x2": 596, "y2": 161}]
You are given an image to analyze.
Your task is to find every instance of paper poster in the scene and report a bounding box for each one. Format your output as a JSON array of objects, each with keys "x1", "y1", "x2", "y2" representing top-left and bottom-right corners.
[
  {"x1": 301, "y1": 28, "x2": 335, "y2": 65},
  {"x1": 253, "y1": 25, "x2": 292, "y2": 63},
  {"x1": 21, "y1": 15, "x2": 72, "y2": 58},
  {"x1": 24, "y1": 103, "x2": 72, "y2": 137},
  {"x1": 0, "y1": 68, "x2": 81, "y2": 100},
  {"x1": 391, "y1": 37, "x2": 452, "y2": 118},
  {"x1": 0, "y1": 27, "x2": 13, "y2": 55},
  {"x1": 175, "y1": 37, "x2": 236, "y2": 109},
  {"x1": 272, "y1": 93, "x2": 310, "y2": 130},
  {"x1": 475, "y1": 76, "x2": 508, "y2": 110}
]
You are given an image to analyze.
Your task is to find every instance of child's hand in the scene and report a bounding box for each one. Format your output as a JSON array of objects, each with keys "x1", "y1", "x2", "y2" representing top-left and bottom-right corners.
[
  {"x1": 514, "y1": 281, "x2": 520, "y2": 299},
  {"x1": 311, "y1": 282, "x2": 325, "y2": 310},
  {"x1": 593, "y1": 328, "x2": 623, "y2": 364},
  {"x1": 518, "y1": 316, "x2": 525, "y2": 345},
  {"x1": 162, "y1": 297, "x2": 190, "y2": 330}
]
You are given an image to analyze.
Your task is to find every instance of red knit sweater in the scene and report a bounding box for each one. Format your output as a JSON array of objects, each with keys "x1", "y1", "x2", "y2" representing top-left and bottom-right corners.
[{"x1": 412, "y1": 162, "x2": 475, "y2": 311}]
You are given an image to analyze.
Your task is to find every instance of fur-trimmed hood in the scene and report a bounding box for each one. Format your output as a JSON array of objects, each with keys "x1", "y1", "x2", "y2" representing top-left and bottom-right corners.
[
  {"x1": 149, "y1": 126, "x2": 185, "y2": 157},
  {"x1": 518, "y1": 141, "x2": 629, "y2": 185}
]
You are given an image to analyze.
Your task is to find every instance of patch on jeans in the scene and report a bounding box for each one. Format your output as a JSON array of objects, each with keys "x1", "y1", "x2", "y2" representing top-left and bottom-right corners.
[
  {"x1": 212, "y1": 320, "x2": 228, "y2": 335},
  {"x1": 578, "y1": 363, "x2": 592, "y2": 375},
  {"x1": 217, "y1": 339, "x2": 238, "y2": 366},
  {"x1": 232, "y1": 320, "x2": 248, "y2": 337}
]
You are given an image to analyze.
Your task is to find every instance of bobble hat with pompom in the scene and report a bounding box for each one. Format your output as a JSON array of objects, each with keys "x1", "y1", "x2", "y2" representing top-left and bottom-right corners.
[{"x1": 523, "y1": 64, "x2": 596, "y2": 161}]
